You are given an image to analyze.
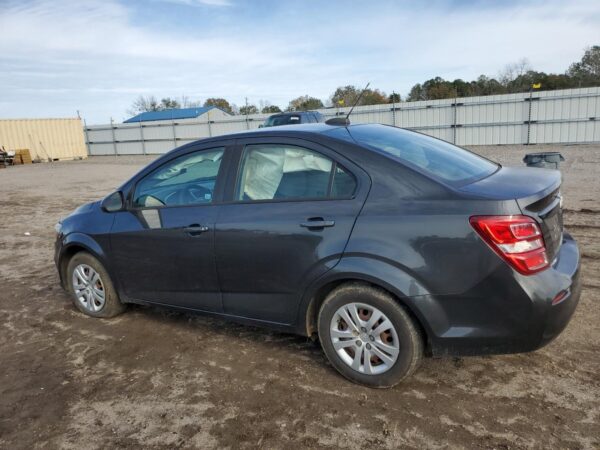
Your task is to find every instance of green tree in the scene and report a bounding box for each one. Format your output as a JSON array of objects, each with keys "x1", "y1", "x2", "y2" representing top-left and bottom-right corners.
[
  {"x1": 261, "y1": 105, "x2": 282, "y2": 113},
  {"x1": 287, "y1": 95, "x2": 324, "y2": 111},
  {"x1": 239, "y1": 104, "x2": 259, "y2": 115},
  {"x1": 203, "y1": 98, "x2": 234, "y2": 114},
  {"x1": 471, "y1": 75, "x2": 505, "y2": 96},
  {"x1": 331, "y1": 85, "x2": 389, "y2": 107},
  {"x1": 422, "y1": 77, "x2": 456, "y2": 99},
  {"x1": 331, "y1": 85, "x2": 360, "y2": 107},
  {"x1": 568, "y1": 45, "x2": 600, "y2": 87},
  {"x1": 388, "y1": 92, "x2": 401, "y2": 103},
  {"x1": 361, "y1": 88, "x2": 388, "y2": 105},
  {"x1": 406, "y1": 84, "x2": 425, "y2": 101},
  {"x1": 404, "y1": 47, "x2": 600, "y2": 102}
]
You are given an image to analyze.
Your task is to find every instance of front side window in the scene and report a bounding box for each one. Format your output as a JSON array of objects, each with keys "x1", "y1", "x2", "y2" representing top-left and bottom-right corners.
[
  {"x1": 134, "y1": 148, "x2": 224, "y2": 207},
  {"x1": 237, "y1": 144, "x2": 356, "y2": 201}
]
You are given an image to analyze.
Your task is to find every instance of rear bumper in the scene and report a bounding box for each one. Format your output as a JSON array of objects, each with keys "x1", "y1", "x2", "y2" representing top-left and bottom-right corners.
[
  {"x1": 421, "y1": 232, "x2": 582, "y2": 357},
  {"x1": 538, "y1": 233, "x2": 581, "y2": 347}
]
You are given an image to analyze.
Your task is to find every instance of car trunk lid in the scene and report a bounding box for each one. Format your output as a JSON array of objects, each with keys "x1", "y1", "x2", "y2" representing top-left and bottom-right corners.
[{"x1": 459, "y1": 166, "x2": 563, "y2": 262}]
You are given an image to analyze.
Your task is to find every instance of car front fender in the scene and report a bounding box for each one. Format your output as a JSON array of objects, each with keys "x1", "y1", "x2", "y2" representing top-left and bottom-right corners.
[{"x1": 57, "y1": 232, "x2": 115, "y2": 289}]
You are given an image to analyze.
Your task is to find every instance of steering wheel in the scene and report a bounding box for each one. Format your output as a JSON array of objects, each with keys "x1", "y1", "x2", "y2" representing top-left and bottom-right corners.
[{"x1": 175, "y1": 184, "x2": 212, "y2": 205}]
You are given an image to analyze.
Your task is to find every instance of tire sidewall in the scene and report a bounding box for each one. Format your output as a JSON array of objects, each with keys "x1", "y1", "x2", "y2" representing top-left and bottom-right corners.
[
  {"x1": 318, "y1": 284, "x2": 420, "y2": 388},
  {"x1": 66, "y1": 252, "x2": 123, "y2": 318}
]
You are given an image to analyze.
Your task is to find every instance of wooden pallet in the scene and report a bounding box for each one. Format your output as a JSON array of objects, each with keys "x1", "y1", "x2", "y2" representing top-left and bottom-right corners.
[{"x1": 15, "y1": 149, "x2": 32, "y2": 164}]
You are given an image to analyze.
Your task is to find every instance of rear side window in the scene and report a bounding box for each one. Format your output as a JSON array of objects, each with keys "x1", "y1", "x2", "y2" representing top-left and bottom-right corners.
[
  {"x1": 237, "y1": 144, "x2": 356, "y2": 201},
  {"x1": 332, "y1": 166, "x2": 356, "y2": 198},
  {"x1": 332, "y1": 124, "x2": 498, "y2": 185},
  {"x1": 264, "y1": 115, "x2": 301, "y2": 127}
]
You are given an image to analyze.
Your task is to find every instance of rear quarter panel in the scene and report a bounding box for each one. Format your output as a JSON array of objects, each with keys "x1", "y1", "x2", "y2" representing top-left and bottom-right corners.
[{"x1": 300, "y1": 143, "x2": 543, "y2": 352}]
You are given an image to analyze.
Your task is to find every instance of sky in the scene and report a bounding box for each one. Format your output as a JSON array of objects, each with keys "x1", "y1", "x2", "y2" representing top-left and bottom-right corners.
[{"x1": 0, "y1": 0, "x2": 599, "y2": 123}]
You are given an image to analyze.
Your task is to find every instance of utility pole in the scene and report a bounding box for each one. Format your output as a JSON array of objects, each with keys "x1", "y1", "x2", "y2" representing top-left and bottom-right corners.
[
  {"x1": 391, "y1": 91, "x2": 396, "y2": 127},
  {"x1": 526, "y1": 82, "x2": 541, "y2": 145},
  {"x1": 83, "y1": 118, "x2": 91, "y2": 157},
  {"x1": 245, "y1": 97, "x2": 250, "y2": 129},
  {"x1": 526, "y1": 86, "x2": 533, "y2": 145},
  {"x1": 110, "y1": 117, "x2": 118, "y2": 157},
  {"x1": 453, "y1": 88, "x2": 458, "y2": 144}
]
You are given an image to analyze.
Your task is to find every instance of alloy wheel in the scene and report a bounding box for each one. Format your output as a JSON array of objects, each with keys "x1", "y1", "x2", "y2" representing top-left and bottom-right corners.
[
  {"x1": 329, "y1": 302, "x2": 400, "y2": 375},
  {"x1": 72, "y1": 264, "x2": 106, "y2": 313}
]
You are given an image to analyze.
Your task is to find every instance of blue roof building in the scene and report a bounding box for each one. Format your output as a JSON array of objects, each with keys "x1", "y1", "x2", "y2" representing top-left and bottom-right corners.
[{"x1": 124, "y1": 106, "x2": 229, "y2": 123}]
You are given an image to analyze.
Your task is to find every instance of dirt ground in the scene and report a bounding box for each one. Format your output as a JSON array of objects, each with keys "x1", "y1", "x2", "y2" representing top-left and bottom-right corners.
[{"x1": 0, "y1": 144, "x2": 599, "y2": 449}]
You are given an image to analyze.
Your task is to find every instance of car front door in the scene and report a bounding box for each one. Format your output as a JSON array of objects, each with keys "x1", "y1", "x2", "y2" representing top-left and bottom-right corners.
[
  {"x1": 109, "y1": 142, "x2": 232, "y2": 312},
  {"x1": 214, "y1": 137, "x2": 369, "y2": 324}
]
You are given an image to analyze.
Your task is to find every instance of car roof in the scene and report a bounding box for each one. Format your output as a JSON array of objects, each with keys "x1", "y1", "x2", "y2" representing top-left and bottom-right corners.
[
  {"x1": 180, "y1": 123, "x2": 377, "y2": 146},
  {"x1": 254, "y1": 123, "x2": 336, "y2": 133},
  {"x1": 203, "y1": 123, "x2": 353, "y2": 140},
  {"x1": 268, "y1": 111, "x2": 319, "y2": 117}
]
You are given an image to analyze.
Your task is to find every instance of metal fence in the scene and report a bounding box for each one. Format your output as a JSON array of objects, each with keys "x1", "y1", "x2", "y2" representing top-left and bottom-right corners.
[
  {"x1": 0, "y1": 118, "x2": 87, "y2": 160},
  {"x1": 85, "y1": 87, "x2": 600, "y2": 155}
]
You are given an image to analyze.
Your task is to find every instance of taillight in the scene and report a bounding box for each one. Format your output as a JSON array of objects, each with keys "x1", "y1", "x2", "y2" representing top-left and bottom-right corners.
[{"x1": 469, "y1": 215, "x2": 549, "y2": 275}]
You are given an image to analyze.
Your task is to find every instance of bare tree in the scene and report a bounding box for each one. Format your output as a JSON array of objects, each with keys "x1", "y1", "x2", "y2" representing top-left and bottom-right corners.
[
  {"x1": 127, "y1": 95, "x2": 161, "y2": 116},
  {"x1": 160, "y1": 97, "x2": 181, "y2": 109},
  {"x1": 180, "y1": 95, "x2": 203, "y2": 108},
  {"x1": 498, "y1": 58, "x2": 531, "y2": 85},
  {"x1": 127, "y1": 95, "x2": 183, "y2": 116}
]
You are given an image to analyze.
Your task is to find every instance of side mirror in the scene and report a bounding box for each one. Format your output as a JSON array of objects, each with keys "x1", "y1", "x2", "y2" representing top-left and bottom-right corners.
[
  {"x1": 258, "y1": 124, "x2": 264, "y2": 128},
  {"x1": 101, "y1": 191, "x2": 124, "y2": 212}
]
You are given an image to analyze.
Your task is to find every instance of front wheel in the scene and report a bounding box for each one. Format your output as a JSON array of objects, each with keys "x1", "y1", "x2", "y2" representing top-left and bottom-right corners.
[
  {"x1": 66, "y1": 252, "x2": 126, "y2": 318},
  {"x1": 318, "y1": 283, "x2": 423, "y2": 388}
]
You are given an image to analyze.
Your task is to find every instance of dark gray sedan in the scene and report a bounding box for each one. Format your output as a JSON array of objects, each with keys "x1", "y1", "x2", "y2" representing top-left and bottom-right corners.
[{"x1": 54, "y1": 123, "x2": 581, "y2": 387}]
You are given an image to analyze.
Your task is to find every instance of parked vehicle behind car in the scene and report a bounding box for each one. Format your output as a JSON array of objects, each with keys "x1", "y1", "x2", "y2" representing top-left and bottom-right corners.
[
  {"x1": 54, "y1": 123, "x2": 581, "y2": 387},
  {"x1": 261, "y1": 111, "x2": 325, "y2": 127}
]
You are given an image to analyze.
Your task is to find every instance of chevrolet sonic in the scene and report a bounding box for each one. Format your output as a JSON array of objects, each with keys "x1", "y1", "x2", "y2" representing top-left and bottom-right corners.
[{"x1": 54, "y1": 123, "x2": 581, "y2": 387}]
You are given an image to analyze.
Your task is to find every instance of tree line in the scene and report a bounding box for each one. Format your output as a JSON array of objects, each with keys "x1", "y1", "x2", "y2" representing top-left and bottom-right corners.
[{"x1": 128, "y1": 45, "x2": 599, "y2": 117}]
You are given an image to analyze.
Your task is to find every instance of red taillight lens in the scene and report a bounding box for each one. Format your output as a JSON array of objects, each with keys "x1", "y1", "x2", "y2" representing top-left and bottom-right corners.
[{"x1": 470, "y1": 215, "x2": 549, "y2": 275}]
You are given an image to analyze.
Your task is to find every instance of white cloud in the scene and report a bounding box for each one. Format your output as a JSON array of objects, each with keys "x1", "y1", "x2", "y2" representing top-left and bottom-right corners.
[
  {"x1": 0, "y1": 0, "x2": 598, "y2": 122},
  {"x1": 157, "y1": 0, "x2": 232, "y2": 6}
]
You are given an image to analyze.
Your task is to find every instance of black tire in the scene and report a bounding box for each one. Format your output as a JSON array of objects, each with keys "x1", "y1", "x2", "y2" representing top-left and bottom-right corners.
[
  {"x1": 66, "y1": 252, "x2": 126, "y2": 318},
  {"x1": 318, "y1": 283, "x2": 423, "y2": 388}
]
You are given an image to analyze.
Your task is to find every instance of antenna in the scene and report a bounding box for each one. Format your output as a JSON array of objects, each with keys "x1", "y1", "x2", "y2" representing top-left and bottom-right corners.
[
  {"x1": 325, "y1": 82, "x2": 370, "y2": 126},
  {"x1": 346, "y1": 82, "x2": 369, "y2": 121}
]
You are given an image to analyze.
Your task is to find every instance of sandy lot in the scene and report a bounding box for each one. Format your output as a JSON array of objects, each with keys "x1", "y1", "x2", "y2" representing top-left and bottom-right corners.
[{"x1": 0, "y1": 144, "x2": 599, "y2": 449}]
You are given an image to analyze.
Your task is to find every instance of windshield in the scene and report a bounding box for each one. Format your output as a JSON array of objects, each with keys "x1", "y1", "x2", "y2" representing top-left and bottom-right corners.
[
  {"x1": 263, "y1": 114, "x2": 302, "y2": 127},
  {"x1": 330, "y1": 124, "x2": 498, "y2": 185}
]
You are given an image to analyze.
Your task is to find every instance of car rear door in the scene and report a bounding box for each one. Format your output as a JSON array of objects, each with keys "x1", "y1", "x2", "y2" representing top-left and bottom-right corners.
[
  {"x1": 214, "y1": 136, "x2": 370, "y2": 324},
  {"x1": 109, "y1": 140, "x2": 235, "y2": 312}
]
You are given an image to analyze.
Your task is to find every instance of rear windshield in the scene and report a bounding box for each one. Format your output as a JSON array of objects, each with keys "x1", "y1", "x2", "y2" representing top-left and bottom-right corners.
[
  {"x1": 264, "y1": 114, "x2": 302, "y2": 127},
  {"x1": 330, "y1": 124, "x2": 498, "y2": 185}
]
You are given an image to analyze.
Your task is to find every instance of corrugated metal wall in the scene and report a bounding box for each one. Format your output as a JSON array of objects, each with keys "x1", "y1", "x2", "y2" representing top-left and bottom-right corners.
[
  {"x1": 85, "y1": 87, "x2": 600, "y2": 156},
  {"x1": 0, "y1": 118, "x2": 87, "y2": 160}
]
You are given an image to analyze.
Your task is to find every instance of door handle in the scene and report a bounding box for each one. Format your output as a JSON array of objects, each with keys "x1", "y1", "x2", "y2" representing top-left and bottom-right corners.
[
  {"x1": 300, "y1": 218, "x2": 335, "y2": 229},
  {"x1": 184, "y1": 224, "x2": 210, "y2": 236}
]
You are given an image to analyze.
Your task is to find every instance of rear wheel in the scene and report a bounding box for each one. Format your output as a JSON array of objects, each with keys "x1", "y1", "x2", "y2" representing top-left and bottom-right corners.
[
  {"x1": 67, "y1": 252, "x2": 125, "y2": 318},
  {"x1": 318, "y1": 283, "x2": 422, "y2": 388}
]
